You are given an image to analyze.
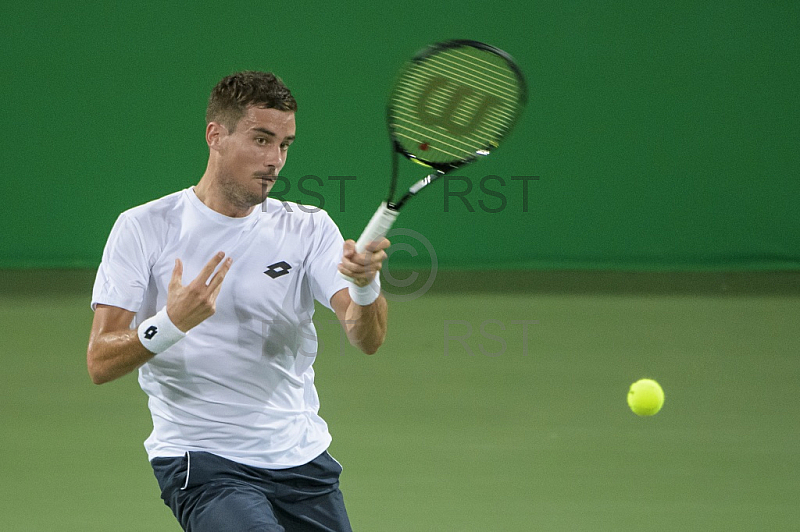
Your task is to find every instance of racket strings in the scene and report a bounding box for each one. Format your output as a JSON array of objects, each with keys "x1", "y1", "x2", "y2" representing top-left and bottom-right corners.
[
  {"x1": 393, "y1": 90, "x2": 512, "y2": 147},
  {"x1": 395, "y1": 76, "x2": 515, "y2": 129},
  {"x1": 389, "y1": 44, "x2": 524, "y2": 165},
  {"x1": 416, "y1": 54, "x2": 520, "y2": 103},
  {"x1": 391, "y1": 92, "x2": 510, "y2": 161},
  {"x1": 394, "y1": 75, "x2": 513, "y2": 130}
]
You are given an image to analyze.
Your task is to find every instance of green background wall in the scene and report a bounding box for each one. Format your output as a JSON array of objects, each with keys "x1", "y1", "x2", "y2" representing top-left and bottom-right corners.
[{"x1": 2, "y1": 1, "x2": 798, "y2": 270}]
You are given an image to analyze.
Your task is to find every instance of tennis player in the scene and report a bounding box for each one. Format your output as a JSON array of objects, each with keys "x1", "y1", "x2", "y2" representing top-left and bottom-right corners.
[{"x1": 87, "y1": 71, "x2": 388, "y2": 531}]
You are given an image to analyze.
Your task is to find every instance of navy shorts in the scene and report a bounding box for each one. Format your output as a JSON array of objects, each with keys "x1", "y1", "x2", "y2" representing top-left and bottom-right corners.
[{"x1": 151, "y1": 450, "x2": 352, "y2": 532}]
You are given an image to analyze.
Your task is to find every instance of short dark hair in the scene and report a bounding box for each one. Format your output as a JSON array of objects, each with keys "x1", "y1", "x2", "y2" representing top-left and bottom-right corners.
[{"x1": 206, "y1": 71, "x2": 297, "y2": 131}]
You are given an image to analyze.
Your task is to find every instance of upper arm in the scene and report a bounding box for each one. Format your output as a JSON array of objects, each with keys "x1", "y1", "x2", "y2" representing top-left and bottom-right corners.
[
  {"x1": 306, "y1": 210, "x2": 350, "y2": 310},
  {"x1": 330, "y1": 287, "x2": 351, "y2": 327},
  {"x1": 91, "y1": 212, "x2": 151, "y2": 314}
]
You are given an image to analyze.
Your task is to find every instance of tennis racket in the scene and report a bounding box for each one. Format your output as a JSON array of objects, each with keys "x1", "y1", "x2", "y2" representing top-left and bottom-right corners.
[{"x1": 343, "y1": 39, "x2": 527, "y2": 280}]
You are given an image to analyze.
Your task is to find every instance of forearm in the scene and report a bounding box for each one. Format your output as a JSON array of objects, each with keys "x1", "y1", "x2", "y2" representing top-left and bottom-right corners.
[
  {"x1": 87, "y1": 329, "x2": 155, "y2": 384},
  {"x1": 88, "y1": 255, "x2": 231, "y2": 384},
  {"x1": 344, "y1": 294, "x2": 388, "y2": 355}
]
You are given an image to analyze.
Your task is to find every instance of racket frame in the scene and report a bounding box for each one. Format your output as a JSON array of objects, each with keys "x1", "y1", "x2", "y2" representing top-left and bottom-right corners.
[
  {"x1": 385, "y1": 39, "x2": 528, "y2": 210},
  {"x1": 343, "y1": 39, "x2": 527, "y2": 277}
]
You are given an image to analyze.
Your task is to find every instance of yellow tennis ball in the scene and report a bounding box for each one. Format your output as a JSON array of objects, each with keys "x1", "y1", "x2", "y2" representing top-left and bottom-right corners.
[{"x1": 627, "y1": 378, "x2": 665, "y2": 416}]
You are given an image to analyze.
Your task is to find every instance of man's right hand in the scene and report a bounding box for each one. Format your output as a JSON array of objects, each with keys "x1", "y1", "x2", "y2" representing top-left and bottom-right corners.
[
  {"x1": 166, "y1": 252, "x2": 233, "y2": 332},
  {"x1": 87, "y1": 252, "x2": 233, "y2": 384}
]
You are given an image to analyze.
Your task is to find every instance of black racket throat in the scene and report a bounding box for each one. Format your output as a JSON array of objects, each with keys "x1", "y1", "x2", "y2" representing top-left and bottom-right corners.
[
  {"x1": 387, "y1": 172, "x2": 441, "y2": 211},
  {"x1": 386, "y1": 146, "x2": 454, "y2": 211}
]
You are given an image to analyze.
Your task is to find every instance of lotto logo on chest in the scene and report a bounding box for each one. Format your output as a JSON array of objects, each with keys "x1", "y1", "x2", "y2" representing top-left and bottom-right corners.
[{"x1": 263, "y1": 261, "x2": 292, "y2": 279}]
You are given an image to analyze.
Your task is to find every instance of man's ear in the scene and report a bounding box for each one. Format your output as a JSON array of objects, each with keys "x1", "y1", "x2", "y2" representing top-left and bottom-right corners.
[{"x1": 206, "y1": 121, "x2": 228, "y2": 151}]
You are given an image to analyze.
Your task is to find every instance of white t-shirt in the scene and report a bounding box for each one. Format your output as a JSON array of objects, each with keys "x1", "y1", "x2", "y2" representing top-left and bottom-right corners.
[{"x1": 91, "y1": 187, "x2": 351, "y2": 469}]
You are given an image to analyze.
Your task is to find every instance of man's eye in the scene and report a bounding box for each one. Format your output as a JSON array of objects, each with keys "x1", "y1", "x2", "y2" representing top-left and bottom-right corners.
[{"x1": 281, "y1": 143, "x2": 291, "y2": 151}]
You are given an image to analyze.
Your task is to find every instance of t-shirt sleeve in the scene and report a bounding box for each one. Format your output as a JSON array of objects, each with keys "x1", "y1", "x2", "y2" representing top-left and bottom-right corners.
[
  {"x1": 91, "y1": 213, "x2": 151, "y2": 312},
  {"x1": 306, "y1": 210, "x2": 350, "y2": 310}
]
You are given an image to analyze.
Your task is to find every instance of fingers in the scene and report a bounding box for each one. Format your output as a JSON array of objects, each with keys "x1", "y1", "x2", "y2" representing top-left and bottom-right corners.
[
  {"x1": 169, "y1": 258, "x2": 184, "y2": 291},
  {"x1": 341, "y1": 240, "x2": 357, "y2": 262},
  {"x1": 361, "y1": 238, "x2": 390, "y2": 270},
  {"x1": 192, "y1": 251, "x2": 227, "y2": 287},
  {"x1": 207, "y1": 257, "x2": 233, "y2": 298},
  {"x1": 364, "y1": 237, "x2": 391, "y2": 253},
  {"x1": 171, "y1": 252, "x2": 232, "y2": 295},
  {"x1": 339, "y1": 238, "x2": 390, "y2": 279},
  {"x1": 343, "y1": 238, "x2": 391, "y2": 255},
  {"x1": 165, "y1": 253, "x2": 233, "y2": 332}
]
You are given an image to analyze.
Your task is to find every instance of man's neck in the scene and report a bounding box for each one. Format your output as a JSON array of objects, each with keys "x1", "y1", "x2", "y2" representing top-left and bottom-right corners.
[{"x1": 193, "y1": 174, "x2": 256, "y2": 218}]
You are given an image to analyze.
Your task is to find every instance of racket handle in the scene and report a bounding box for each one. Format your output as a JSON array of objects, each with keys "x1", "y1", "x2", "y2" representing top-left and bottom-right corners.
[
  {"x1": 341, "y1": 202, "x2": 399, "y2": 282},
  {"x1": 355, "y1": 202, "x2": 399, "y2": 252}
]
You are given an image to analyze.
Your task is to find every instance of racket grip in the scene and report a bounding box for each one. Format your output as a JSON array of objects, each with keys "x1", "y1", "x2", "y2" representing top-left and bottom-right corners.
[
  {"x1": 355, "y1": 202, "x2": 399, "y2": 253},
  {"x1": 340, "y1": 202, "x2": 399, "y2": 283}
]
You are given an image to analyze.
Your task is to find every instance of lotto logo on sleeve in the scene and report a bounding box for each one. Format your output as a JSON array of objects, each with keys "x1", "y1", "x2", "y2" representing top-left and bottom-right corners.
[{"x1": 143, "y1": 326, "x2": 158, "y2": 339}]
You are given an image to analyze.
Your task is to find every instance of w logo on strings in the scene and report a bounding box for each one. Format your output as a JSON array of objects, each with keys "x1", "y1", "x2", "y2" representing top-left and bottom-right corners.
[{"x1": 416, "y1": 76, "x2": 501, "y2": 137}]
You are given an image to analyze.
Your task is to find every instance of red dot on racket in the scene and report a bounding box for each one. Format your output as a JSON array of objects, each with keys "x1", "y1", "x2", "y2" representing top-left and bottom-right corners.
[{"x1": 419, "y1": 142, "x2": 429, "y2": 151}]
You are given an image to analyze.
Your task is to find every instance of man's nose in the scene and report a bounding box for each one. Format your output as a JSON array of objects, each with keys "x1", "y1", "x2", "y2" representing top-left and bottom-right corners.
[{"x1": 264, "y1": 144, "x2": 284, "y2": 168}]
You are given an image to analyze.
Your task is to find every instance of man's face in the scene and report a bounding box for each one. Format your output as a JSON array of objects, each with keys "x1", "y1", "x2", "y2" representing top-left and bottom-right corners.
[{"x1": 214, "y1": 106, "x2": 296, "y2": 208}]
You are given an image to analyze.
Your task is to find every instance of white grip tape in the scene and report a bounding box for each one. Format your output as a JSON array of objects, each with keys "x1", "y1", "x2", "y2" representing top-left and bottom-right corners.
[
  {"x1": 341, "y1": 202, "x2": 399, "y2": 283},
  {"x1": 137, "y1": 307, "x2": 186, "y2": 354},
  {"x1": 355, "y1": 202, "x2": 399, "y2": 253}
]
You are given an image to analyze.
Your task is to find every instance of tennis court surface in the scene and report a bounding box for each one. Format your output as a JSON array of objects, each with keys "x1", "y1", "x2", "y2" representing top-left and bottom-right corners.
[{"x1": 2, "y1": 269, "x2": 797, "y2": 531}]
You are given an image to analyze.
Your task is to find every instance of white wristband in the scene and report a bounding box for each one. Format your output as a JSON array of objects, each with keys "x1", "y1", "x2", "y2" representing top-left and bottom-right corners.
[
  {"x1": 137, "y1": 308, "x2": 186, "y2": 354},
  {"x1": 348, "y1": 276, "x2": 381, "y2": 306}
]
